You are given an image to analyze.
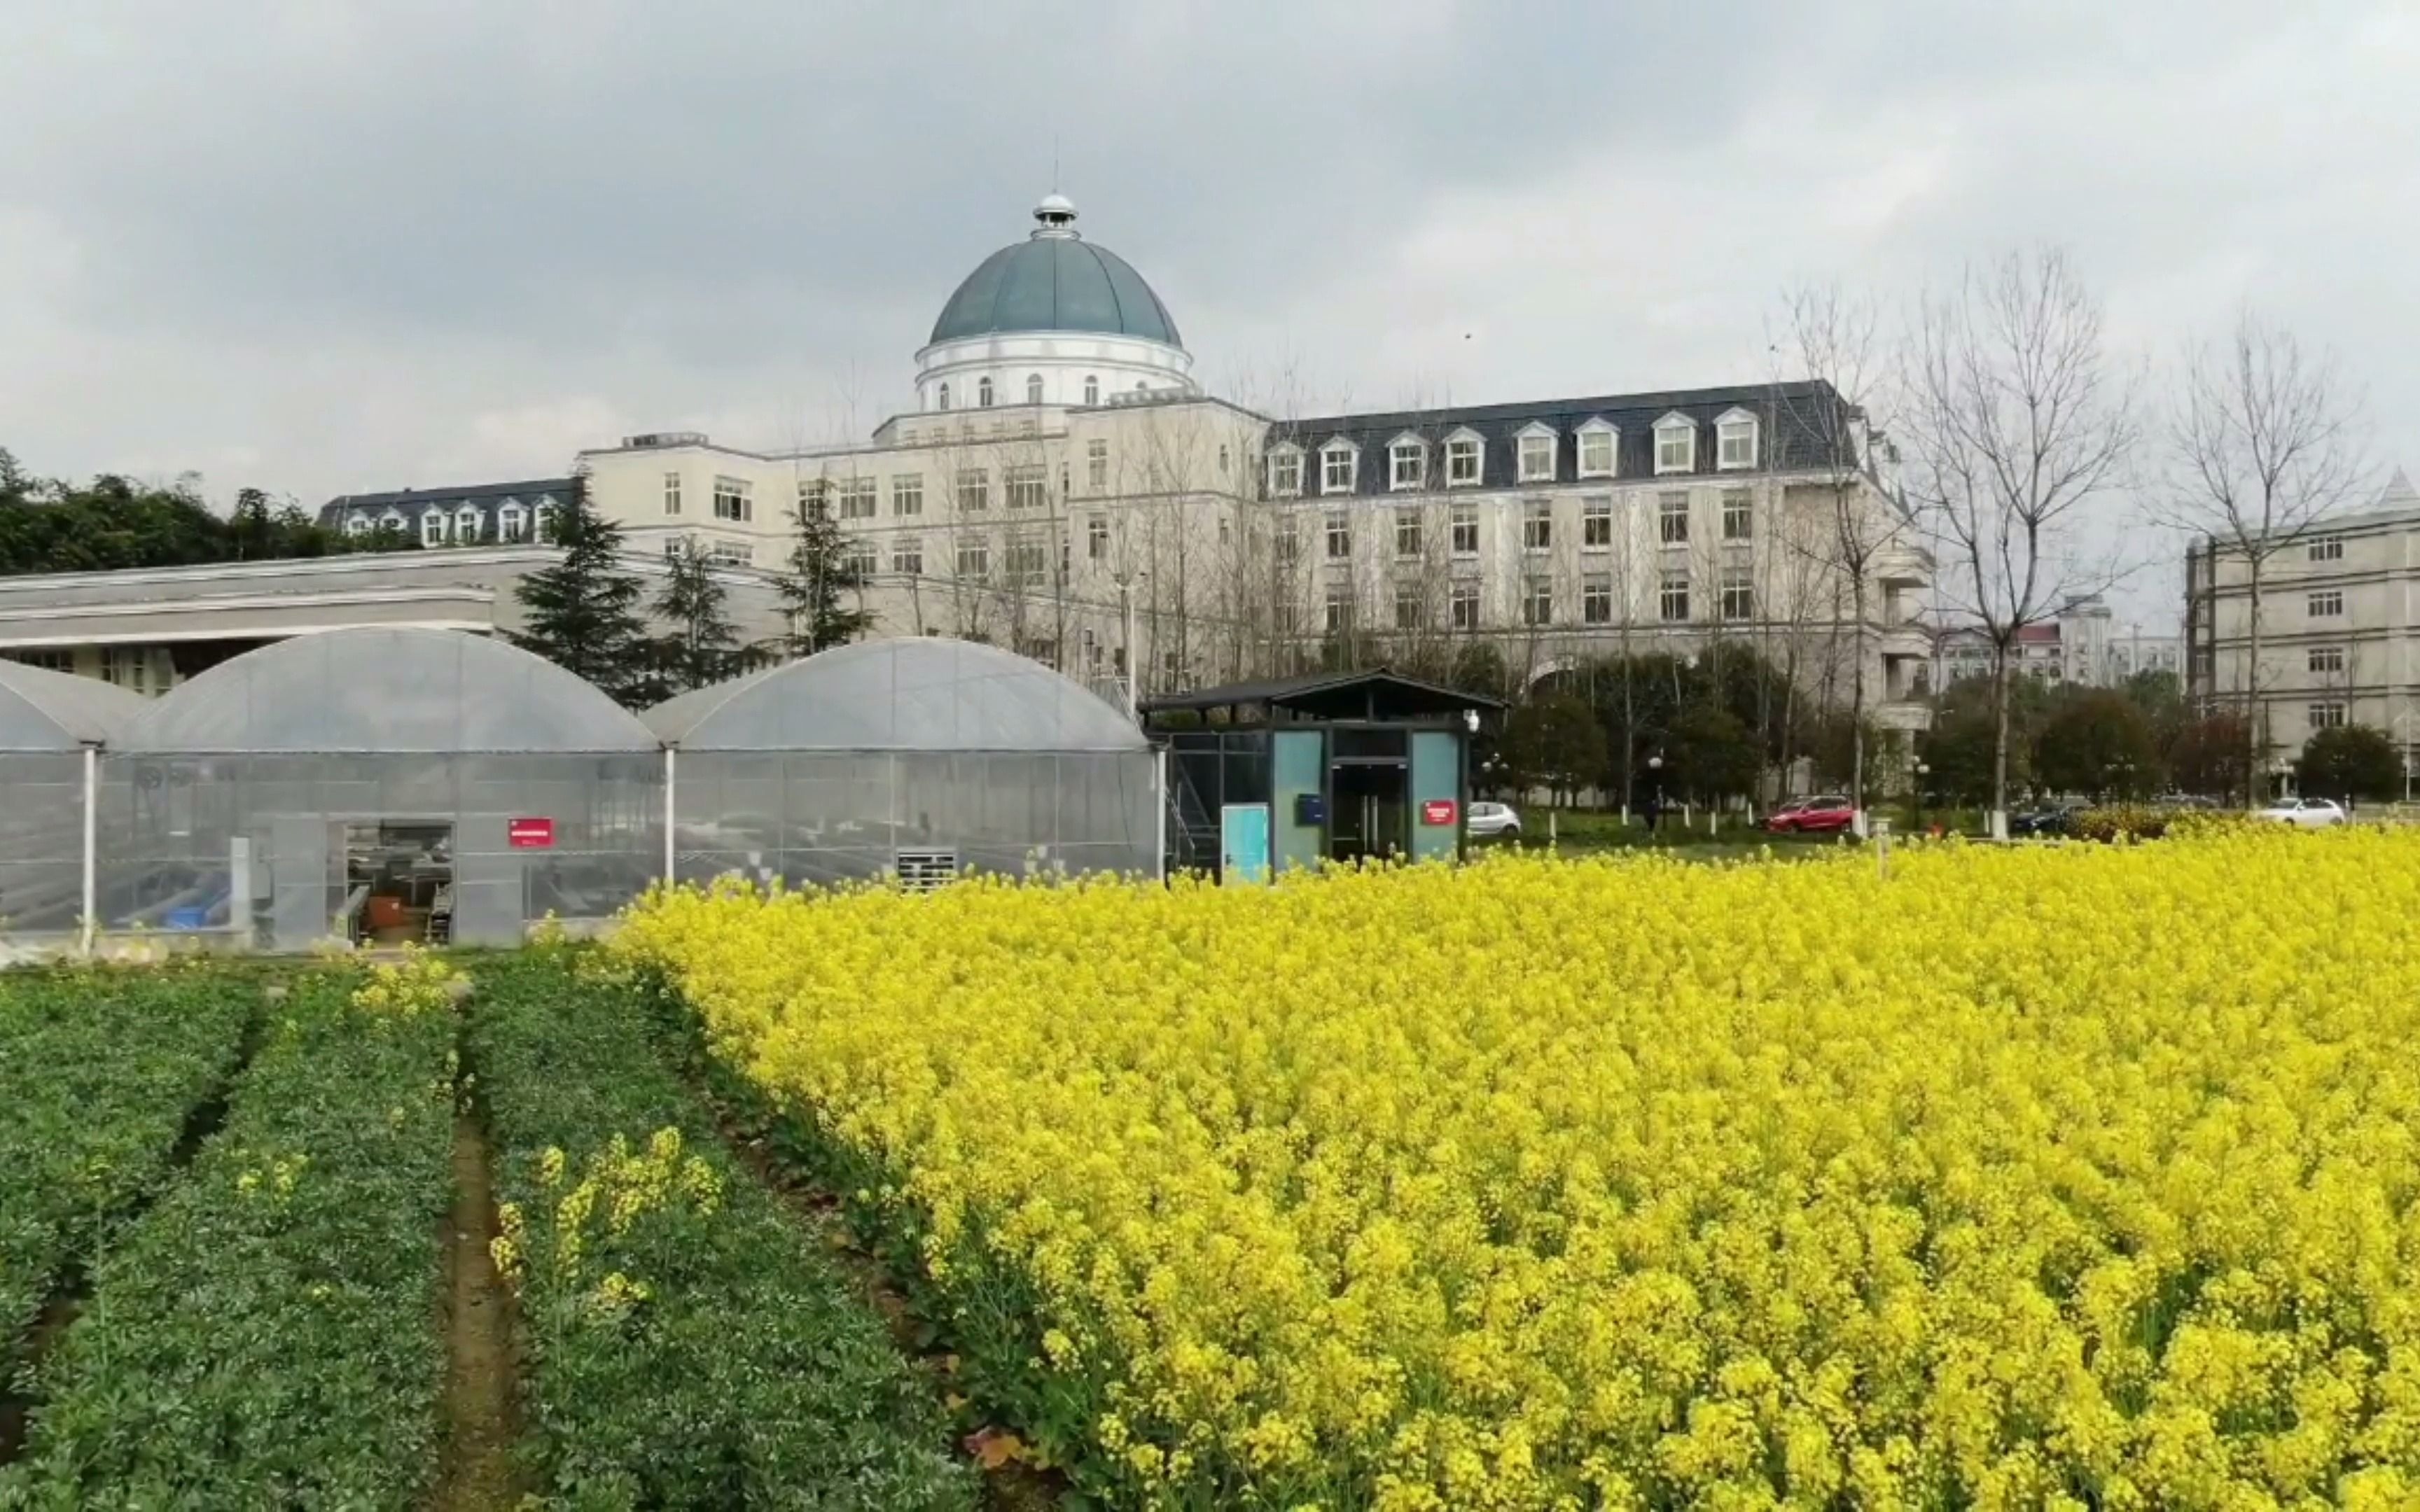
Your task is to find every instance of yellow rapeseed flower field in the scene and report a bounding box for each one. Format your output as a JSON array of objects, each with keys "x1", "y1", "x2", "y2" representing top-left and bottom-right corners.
[{"x1": 616, "y1": 830, "x2": 2420, "y2": 1510}]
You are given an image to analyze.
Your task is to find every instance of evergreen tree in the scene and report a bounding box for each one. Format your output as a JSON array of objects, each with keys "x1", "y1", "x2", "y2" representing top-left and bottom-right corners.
[
  {"x1": 509, "y1": 486, "x2": 653, "y2": 704},
  {"x1": 652, "y1": 544, "x2": 743, "y2": 693},
  {"x1": 765, "y1": 490, "x2": 870, "y2": 658}
]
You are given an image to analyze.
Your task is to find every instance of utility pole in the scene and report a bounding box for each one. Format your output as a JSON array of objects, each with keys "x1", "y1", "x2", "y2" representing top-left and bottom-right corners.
[{"x1": 1118, "y1": 570, "x2": 1148, "y2": 719}]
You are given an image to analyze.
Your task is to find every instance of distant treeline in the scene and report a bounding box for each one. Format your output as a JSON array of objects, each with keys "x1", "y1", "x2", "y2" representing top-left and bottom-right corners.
[{"x1": 0, "y1": 447, "x2": 416, "y2": 576}]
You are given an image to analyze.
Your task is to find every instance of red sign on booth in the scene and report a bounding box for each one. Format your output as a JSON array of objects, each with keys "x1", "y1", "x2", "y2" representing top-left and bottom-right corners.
[
  {"x1": 507, "y1": 818, "x2": 555, "y2": 849},
  {"x1": 1421, "y1": 799, "x2": 1459, "y2": 826}
]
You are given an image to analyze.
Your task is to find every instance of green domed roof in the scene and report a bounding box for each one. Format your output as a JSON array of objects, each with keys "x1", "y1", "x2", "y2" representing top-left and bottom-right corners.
[{"x1": 929, "y1": 198, "x2": 1181, "y2": 349}]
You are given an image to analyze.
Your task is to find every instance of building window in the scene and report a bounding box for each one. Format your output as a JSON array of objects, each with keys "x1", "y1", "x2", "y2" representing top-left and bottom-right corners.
[
  {"x1": 1517, "y1": 430, "x2": 1555, "y2": 483},
  {"x1": 1394, "y1": 585, "x2": 1424, "y2": 630},
  {"x1": 1324, "y1": 512, "x2": 1351, "y2": 559},
  {"x1": 1451, "y1": 507, "x2": 1479, "y2": 556},
  {"x1": 1582, "y1": 496, "x2": 1613, "y2": 550},
  {"x1": 1447, "y1": 436, "x2": 1481, "y2": 486},
  {"x1": 893, "y1": 473, "x2": 924, "y2": 516},
  {"x1": 1083, "y1": 374, "x2": 1099, "y2": 406},
  {"x1": 1524, "y1": 576, "x2": 1554, "y2": 626},
  {"x1": 956, "y1": 468, "x2": 989, "y2": 512},
  {"x1": 1008, "y1": 537, "x2": 1049, "y2": 588},
  {"x1": 2309, "y1": 701, "x2": 2349, "y2": 729},
  {"x1": 103, "y1": 647, "x2": 154, "y2": 696},
  {"x1": 977, "y1": 377, "x2": 994, "y2": 408},
  {"x1": 1716, "y1": 411, "x2": 1759, "y2": 470},
  {"x1": 842, "y1": 541, "x2": 877, "y2": 578},
  {"x1": 937, "y1": 382, "x2": 950, "y2": 411},
  {"x1": 1219, "y1": 444, "x2": 1230, "y2": 475},
  {"x1": 1578, "y1": 425, "x2": 1616, "y2": 478},
  {"x1": 2309, "y1": 645, "x2": 2346, "y2": 674},
  {"x1": 1450, "y1": 582, "x2": 1481, "y2": 631},
  {"x1": 1006, "y1": 465, "x2": 1048, "y2": 510},
  {"x1": 1659, "y1": 491, "x2": 1690, "y2": 544},
  {"x1": 454, "y1": 505, "x2": 483, "y2": 543},
  {"x1": 6, "y1": 648, "x2": 74, "y2": 673},
  {"x1": 1321, "y1": 443, "x2": 1357, "y2": 493},
  {"x1": 1583, "y1": 574, "x2": 1613, "y2": 624},
  {"x1": 1087, "y1": 514, "x2": 1110, "y2": 561},
  {"x1": 1660, "y1": 573, "x2": 1690, "y2": 622},
  {"x1": 1323, "y1": 585, "x2": 1353, "y2": 635},
  {"x1": 419, "y1": 510, "x2": 447, "y2": 547},
  {"x1": 2309, "y1": 535, "x2": 2344, "y2": 562},
  {"x1": 839, "y1": 478, "x2": 877, "y2": 519},
  {"x1": 1655, "y1": 416, "x2": 1696, "y2": 474},
  {"x1": 1389, "y1": 439, "x2": 1426, "y2": 491},
  {"x1": 2309, "y1": 590, "x2": 2343, "y2": 618},
  {"x1": 706, "y1": 540, "x2": 752, "y2": 568},
  {"x1": 1269, "y1": 449, "x2": 1302, "y2": 497},
  {"x1": 892, "y1": 538, "x2": 924, "y2": 576},
  {"x1": 533, "y1": 500, "x2": 557, "y2": 540},
  {"x1": 1720, "y1": 570, "x2": 1755, "y2": 621},
  {"x1": 1027, "y1": 374, "x2": 1044, "y2": 405},
  {"x1": 497, "y1": 503, "x2": 527, "y2": 542},
  {"x1": 1524, "y1": 500, "x2": 1552, "y2": 552},
  {"x1": 1394, "y1": 507, "x2": 1422, "y2": 559},
  {"x1": 1277, "y1": 521, "x2": 1299, "y2": 566},
  {"x1": 1722, "y1": 489, "x2": 1753, "y2": 541},
  {"x1": 662, "y1": 472, "x2": 683, "y2": 515},
  {"x1": 1086, "y1": 439, "x2": 1108, "y2": 491},
  {"x1": 713, "y1": 476, "x2": 753, "y2": 523},
  {"x1": 956, "y1": 538, "x2": 989, "y2": 580}
]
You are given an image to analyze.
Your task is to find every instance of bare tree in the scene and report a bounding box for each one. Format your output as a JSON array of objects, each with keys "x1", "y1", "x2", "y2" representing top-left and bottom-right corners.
[
  {"x1": 1902, "y1": 248, "x2": 2138, "y2": 834},
  {"x1": 1770, "y1": 284, "x2": 1913, "y2": 825},
  {"x1": 2154, "y1": 308, "x2": 2368, "y2": 788}
]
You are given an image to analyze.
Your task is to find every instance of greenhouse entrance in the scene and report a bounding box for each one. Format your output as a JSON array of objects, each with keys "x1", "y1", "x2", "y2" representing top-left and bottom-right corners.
[
  {"x1": 1329, "y1": 759, "x2": 1407, "y2": 864},
  {"x1": 338, "y1": 820, "x2": 453, "y2": 946}
]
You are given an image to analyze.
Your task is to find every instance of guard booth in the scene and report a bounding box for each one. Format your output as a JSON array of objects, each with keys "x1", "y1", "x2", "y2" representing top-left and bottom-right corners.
[{"x1": 1141, "y1": 671, "x2": 1501, "y2": 880}]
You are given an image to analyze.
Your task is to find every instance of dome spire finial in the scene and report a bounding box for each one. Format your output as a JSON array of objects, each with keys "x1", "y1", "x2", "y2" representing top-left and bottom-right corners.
[{"x1": 1032, "y1": 192, "x2": 1078, "y2": 239}]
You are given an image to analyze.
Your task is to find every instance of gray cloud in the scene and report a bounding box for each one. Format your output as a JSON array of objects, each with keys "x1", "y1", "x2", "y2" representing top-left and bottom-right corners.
[{"x1": 2, "y1": 0, "x2": 2414, "y2": 628}]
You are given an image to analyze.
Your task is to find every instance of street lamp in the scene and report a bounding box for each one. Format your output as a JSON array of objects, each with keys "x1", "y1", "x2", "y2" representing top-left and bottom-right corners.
[
  {"x1": 1912, "y1": 760, "x2": 1931, "y2": 834},
  {"x1": 1646, "y1": 752, "x2": 1665, "y2": 834}
]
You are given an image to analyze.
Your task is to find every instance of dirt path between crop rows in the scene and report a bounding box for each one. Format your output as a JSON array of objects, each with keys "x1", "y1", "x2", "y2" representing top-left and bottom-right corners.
[
  {"x1": 0, "y1": 990, "x2": 268, "y2": 1466},
  {"x1": 429, "y1": 1042, "x2": 522, "y2": 1511}
]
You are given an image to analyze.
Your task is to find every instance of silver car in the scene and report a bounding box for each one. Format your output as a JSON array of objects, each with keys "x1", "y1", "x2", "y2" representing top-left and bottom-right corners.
[
  {"x1": 1466, "y1": 801, "x2": 1522, "y2": 837},
  {"x1": 2258, "y1": 797, "x2": 2347, "y2": 828}
]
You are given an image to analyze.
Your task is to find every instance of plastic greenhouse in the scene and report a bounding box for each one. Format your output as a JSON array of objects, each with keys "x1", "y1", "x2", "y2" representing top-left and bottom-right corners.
[
  {"x1": 0, "y1": 660, "x2": 145, "y2": 945},
  {"x1": 99, "y1": 629, "x2": 662, "y2": 950},
  {"x1": 646, "y1": 637, "x2": 1161, "y2": 888}
]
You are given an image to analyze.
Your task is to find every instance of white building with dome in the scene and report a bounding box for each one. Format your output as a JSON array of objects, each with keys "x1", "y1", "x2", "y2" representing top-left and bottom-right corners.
[{"x1": 2, "y1": 192, "x2": 1931, "y2": 749}]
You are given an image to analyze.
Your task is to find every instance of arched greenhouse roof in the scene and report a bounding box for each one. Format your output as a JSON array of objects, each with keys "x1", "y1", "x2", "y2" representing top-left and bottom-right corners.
[
  {"x1": 120, "y1": 629, "x2": 657, "y2": 753},
  {"x1": 0, "y1": 659, "x2": 146, "y2": 750},
  {"x1": 645, "y1": 638, "x2": 1148, "y2": 752}
]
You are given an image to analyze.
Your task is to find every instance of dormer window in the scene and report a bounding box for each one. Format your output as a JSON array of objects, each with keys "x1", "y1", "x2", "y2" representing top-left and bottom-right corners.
[
  {"x1": 454, "y1": 504, "x2": 483, "y2": 543},
  {"x1": 1577, "y1": 420, "x2": 1618, "y2": 479},
  {"x1": 497, "y1": 503, "x2": 527, "y2": 542},
  {"x1": 978, "y1": 377, "x2": 994, "y2": 408},
  {"x1": 1267, "y1": 446, "x2": 1303, "y2": 497},
  {"x1": 419, "y1": 510, "x2": 447, "y2": 547},
  {"x1": 937, "y1": 382, "x2": 951, "y2": 411},
  {"x1": 1516, "y1": 425, "x2": 1556, "y2": 483},
  {"x1": 1655, "y1": 414, "x2": 1697, "y2": 474},
  {"x1": 1716, "y1": 408, "x2": 1759, "y2": 470},
  {"x1": 1445, "y1": 432, "x2": 1482, "y2": 486},
  {"x1": 345, "y1": 512, "x2": 370, "y2": 537},
  {"x1": 377, "y1": 509, "x2": 405, "y2": 536},
  {"x1": 1320, "y1": 440, "x2": 1358, "y2": 494},
  {"x1": 532, "y1": 499, "x2": 559, "y2": 541},
  {"x1": 1027, "y1": 374, "x2": 1044, "y2": 405},
  {"x1": 1389, "y1": 436, "x2": 1426, "y2": 491}
]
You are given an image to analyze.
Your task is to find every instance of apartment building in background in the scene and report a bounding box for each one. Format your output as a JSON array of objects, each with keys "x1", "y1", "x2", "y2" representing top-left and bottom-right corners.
[{"x1": 2185, "y1": 468, "x2": 2420, "y2": 769}]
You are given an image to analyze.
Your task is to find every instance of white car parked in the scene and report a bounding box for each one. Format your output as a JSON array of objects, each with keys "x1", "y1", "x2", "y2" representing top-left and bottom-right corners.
[
  {"x1": 2259, "y1": 797, "x2": 2349, "y2": 828},
  {"x1": 1466, "y1": 801, "x2": 1522, "y2": 837}
]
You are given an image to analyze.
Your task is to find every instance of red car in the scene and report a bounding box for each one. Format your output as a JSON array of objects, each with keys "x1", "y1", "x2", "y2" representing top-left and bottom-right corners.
[{"x1": 1766, "y1": 794, "x2": 1858, "y2": 834}]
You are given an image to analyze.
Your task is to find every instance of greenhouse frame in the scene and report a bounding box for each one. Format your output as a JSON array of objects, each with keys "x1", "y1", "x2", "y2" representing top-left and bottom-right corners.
[
  {"x1": 0, "y1": 629, "x2": 1163, "y2": 955},
  {"x1": 646, "y1": 637, "x2": 1164, "y2": 890}
]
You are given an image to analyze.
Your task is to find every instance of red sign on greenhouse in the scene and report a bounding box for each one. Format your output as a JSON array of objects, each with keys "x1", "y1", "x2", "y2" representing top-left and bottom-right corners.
[
  {"x1": 1421, "y1": 799, "x2": 1459, "y2": 826},
  {"x1": 506, "y1": 817, "x2": 555, "y2": 849}
]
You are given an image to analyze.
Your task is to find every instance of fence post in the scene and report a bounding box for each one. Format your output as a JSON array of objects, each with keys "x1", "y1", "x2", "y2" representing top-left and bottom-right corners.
[
  {"x1": 660, "y1": 744, "x2": 678, "y2": 888},
  {"x1": 81, "y1": 743, "x2": 98, "y2": 958}
]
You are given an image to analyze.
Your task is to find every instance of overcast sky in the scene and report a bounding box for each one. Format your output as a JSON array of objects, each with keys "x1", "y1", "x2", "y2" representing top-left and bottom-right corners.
[{"x1": 4, "y1": 1, "x2": 2414, "y2": 629}]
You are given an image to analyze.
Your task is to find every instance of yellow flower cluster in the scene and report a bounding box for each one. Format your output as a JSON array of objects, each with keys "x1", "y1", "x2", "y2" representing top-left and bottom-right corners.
[
  {"x1": 348, "y1": 948, "x2": 468, "y2": 1018},
  {"x1": 617, "y1": 833, "x2": 2420, "y2": 1509},
  {"x1": 494, "y1": 1127, "x2": 721, "y2": 1299}
]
